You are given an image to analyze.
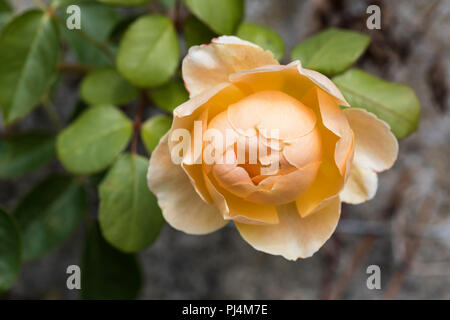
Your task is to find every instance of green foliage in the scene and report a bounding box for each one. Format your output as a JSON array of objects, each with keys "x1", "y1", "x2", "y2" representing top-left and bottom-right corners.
[
  {"x1": 57, "y1": 106, "x2": 133, "y2": 175},
  {"x1": 159, "y1": 0, "x2": 176, "y2": 11},
  {"x1": 333, "y1": 69, "x2": 421, "y2": 139},
  {"x1": 237, "y1": 22, "x2": 285, "y2": 60},
  {"x1": 0, "y1": 0, "x2": 10, "y2": 12},
  {"x1": 14, "y1": 175, "x2": 86, "y2": 261},
  {"x1": 99, "y1": 153, "x2": 164, "y2": 252},
  {"x1": 149, "y1": 79, "x2": 188, "y2": 113},
  {"x1": 141, "y1": 115, "x2": 172, "y2": 153},
  {"x1": 0, "y1": 10, "x2": 59, "y2": 124},
  {"x1": 0, "y1": 0, "x2": 12, "y2": 29},
  {"x1": 0, "y1": 208, "x2": 21, "y2": 293},
  {"x1": 81, "y1": 223, "x2": 142, "y2": 299},
  {"x1": 81, "y1": 68, "x2": 139, "y2": 106},
  {"x1": 0, "y1": 133, "x2": 55, "y2": 180},
  {"x1": 56, "y1": 0, "x2": 120, "y2": 67},
  {"x1": 117, "y1": 14, "x2": 180, "y2": 88},
  {"x1": 291, "y1": 28, "x2": 370, "y2": 76},
  {"x1": 183, "y1": 0, "x2": 244, "y2": 35},
  {"x1": 183, "y1": 15, "x2": 217, "y2": 48}
]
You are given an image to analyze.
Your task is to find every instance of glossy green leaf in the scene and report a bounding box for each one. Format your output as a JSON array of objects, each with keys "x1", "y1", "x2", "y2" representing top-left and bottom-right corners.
[
  {"x1": 0, "y1": 208, "x2": 21, "y2": 293},
  {"x1": 148, "y1": 79, "x2": 188, "y2": 113},
  {"x1": 99, "y1": 153, "x2": 164, "y2": 252},
  {"x1": 0, "y1": 10, "x2": 60, "y2": 124},
  {"x1": 0, "y1": 133, "x2": 55, "y2": 179},
  {"x1": 0, "y1": 0, "x2": 12, "y2": 29},
  {"x1": 183, "y1": 15, "x2": 216, "y2": 48},
  {"x1": 117, "y1": 14, "x2": 179, "y2": 88},
  {"x1": 14, "y1": 175, "x2": 86, "y2": 261},
  {"x1": 81, "y1": 223, "x2": 141, "y2": 300},
  {"x1": 97, "y1": 0, "x2": 150, "y2": 6},
  {"x1": 183, "y1": 0, "x2": 243, "y2": 35},
  {"x1": 81, "y1": 68, "x2": 139, "y2": 106},
  {"x1": 141, "y1": 115, "x2": 172, "y2": 153},
  {"x1": 57, "y1": 106, "x2": 133, "y2": 175},
  {"x1": 291, "y1": 28, "x2": 370, "y2": 76},
  {"x1": 57, "y1": 0, "x2": 119, "y2": 66},
  {"x1": 333, "y1": 69, "x2": 421, "y2": 139},
  {"x1": 237, "y1": 22, "x2": 285, "y2": 60}
]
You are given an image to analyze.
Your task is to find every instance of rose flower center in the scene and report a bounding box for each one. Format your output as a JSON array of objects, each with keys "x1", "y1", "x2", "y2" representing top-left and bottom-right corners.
[{"x1": 204, "y1": 90, "x2": 323, "y2": 205}]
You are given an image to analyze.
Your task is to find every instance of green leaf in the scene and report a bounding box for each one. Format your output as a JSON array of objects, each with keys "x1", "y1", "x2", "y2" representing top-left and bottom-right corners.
[
  {"x1": 117, "y1": 14, "x2": 179, "y2": 88},
  {"x1": 14, "y1": 175, "x2": 86, "y2": 261},
  {"x1": 160, "y1": 0, "x2": 176, "y2": 11},
  {"x1": 236, "y1": 22, "x2": 285, "y2": 60},
  {"x1": 81, "y1": 223, "x2": 141, "y2": 299},
  {"x1": 141, "y1": 115, "x2": 172, "y2": 153},
  {"x1": 0, "y1": 208, "x2": 21, "y2": 293},
  {"x1": 80, "y1": 67, "x2": 139, "y2": 106},
  {"x1": 0, "y1": 13, "x2": 11, "y2": 30},
  {"x1": 148, "y1": 79, "x2": 188, "y2": 113},
  {"x1": 57, "y1": 106, "x2": 133, "y2": 175},
  {"x1": 333, "y1": 69, "x2": 421, "y2": 139},
  {"x1": 291, "y1": 28, "x2": 370, "y2": 76},
  {"x1": 183, "y1": 0, "x2": 244, "y2": 35},
  {"x1": 183, "y1": 15, "x2": 216, "y2": 48},
  {"x1": 0, "y1": 0, "x2": 12, "y2": 30},
  {"x1": 57, "y1": 0, "x2": 120, "y2": 66},
  {"x1": 97, "y1": 0, "x2": 150, "y2": 6},
  {"x1": 0, "y1": 133, "x2": 55, "y2": 180},
  {"x1": 0, "y1": 0, "x2": 11, "y2": 12},
  {"x1": 0, "y1": 10, "x2": 60, "y2": 124},
  {"x1": 99, "y1": 153, "x2": 164, "y2": 252}
]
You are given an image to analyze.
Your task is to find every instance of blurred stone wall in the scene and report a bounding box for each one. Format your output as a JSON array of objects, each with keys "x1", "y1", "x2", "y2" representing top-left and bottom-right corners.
[{"x1": 5, "y1": 0, "x2": 449, "y2": 299}]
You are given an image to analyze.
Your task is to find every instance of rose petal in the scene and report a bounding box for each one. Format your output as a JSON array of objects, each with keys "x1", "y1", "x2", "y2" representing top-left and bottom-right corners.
[
  {"x1": 339, "y1": 108, "x2": 398, "y2": 205},
  {"x1": 235, "y1": 196, "x2": 341, "y2": 260},
  {"x1": 300, "y1": 87, "x2": 353, "y2": 176},
  {"x1": 339, "y1": 165, "x2": 378, "y2": 204},
  {"x1": 297, "y1": 63, "x2": 349, "y2": 107},
  {"x1": 230, "y1": 61, "x2": 309, "y2": 94},
  {"x1": 148, "y1": 134, "x2": 228, "y2": 234},
  {"x1": 295, "y1": 159, "x2": 343, "y2": 218},
  {"x1": 204, "y1": 172, "x2": 279, "y2": 225},
  {"x1": 183, "y1": 36, "x2": 278, "y2": 97},
  {"x1": 171, "y1": 82, "x2": 245, "y2": 137},
  {"x1": 343, "y1": 108, "x2": 398, "y2": 172},
  {"x1": 227, "y1": 90, "x2": 317, "y2": 140},
  {"x1": 245, "y1": 161, "x2": 321, "y2": 205},
  {"x1": 283, "y1": 126, "x2": 322, "y2": 169}
]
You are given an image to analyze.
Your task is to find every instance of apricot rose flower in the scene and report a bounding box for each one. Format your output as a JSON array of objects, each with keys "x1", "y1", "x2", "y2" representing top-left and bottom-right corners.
[{"x1": 147, "y1": 36, "x2": 398, "y2": 260}]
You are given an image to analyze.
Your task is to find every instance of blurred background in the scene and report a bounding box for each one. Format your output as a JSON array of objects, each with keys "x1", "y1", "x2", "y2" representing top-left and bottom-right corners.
[{"x1": 1, "y1": 0, "x2": 449, "y2": 299}]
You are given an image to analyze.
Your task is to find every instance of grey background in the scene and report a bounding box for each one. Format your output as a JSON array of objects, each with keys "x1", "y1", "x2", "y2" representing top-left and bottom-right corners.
[{"x1": 3, "y1": 0, "x2": 449, "y2": 299}]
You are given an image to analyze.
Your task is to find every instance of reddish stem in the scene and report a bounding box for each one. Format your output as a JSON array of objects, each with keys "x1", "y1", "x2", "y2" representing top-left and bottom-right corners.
[{"x1": 131, "y1": 91, "x2": 146, "y2": 154}]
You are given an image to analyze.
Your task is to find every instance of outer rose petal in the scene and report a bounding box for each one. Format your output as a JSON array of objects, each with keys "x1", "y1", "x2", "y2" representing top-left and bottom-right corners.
[
  {"x1": 182, "y1": 36, "x2": 278, "y2": 97},
  {"x1": 297, "y1": 64, "x2": 349, "y2": 107},
  {"x1": 343, "y1": 108, "x2": 398, "y2": 172},
  {"x1": 235, "y1": 196, "x2": 341, "y2": 260},
  {"x1": 301, "y1": 87, "x2": 353, "y2": 176},
  {"x1": 229, "y1": 61, "x2": 349, "y2": 107},
  {"x1": 340, "y1": 108, "x2": 398, "y2": 204},
  {"x1": 148, "y1": 134, "x2": 228, "y2": 235},
  {"x1": 339, "y1": 165, "x2": 378, "y2": 204}
]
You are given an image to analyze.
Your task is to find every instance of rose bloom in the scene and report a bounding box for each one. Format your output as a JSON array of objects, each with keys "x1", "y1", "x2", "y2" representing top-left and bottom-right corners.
[{"x1": 147, "y1": 36, "x2": 398, "y2": 260}]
